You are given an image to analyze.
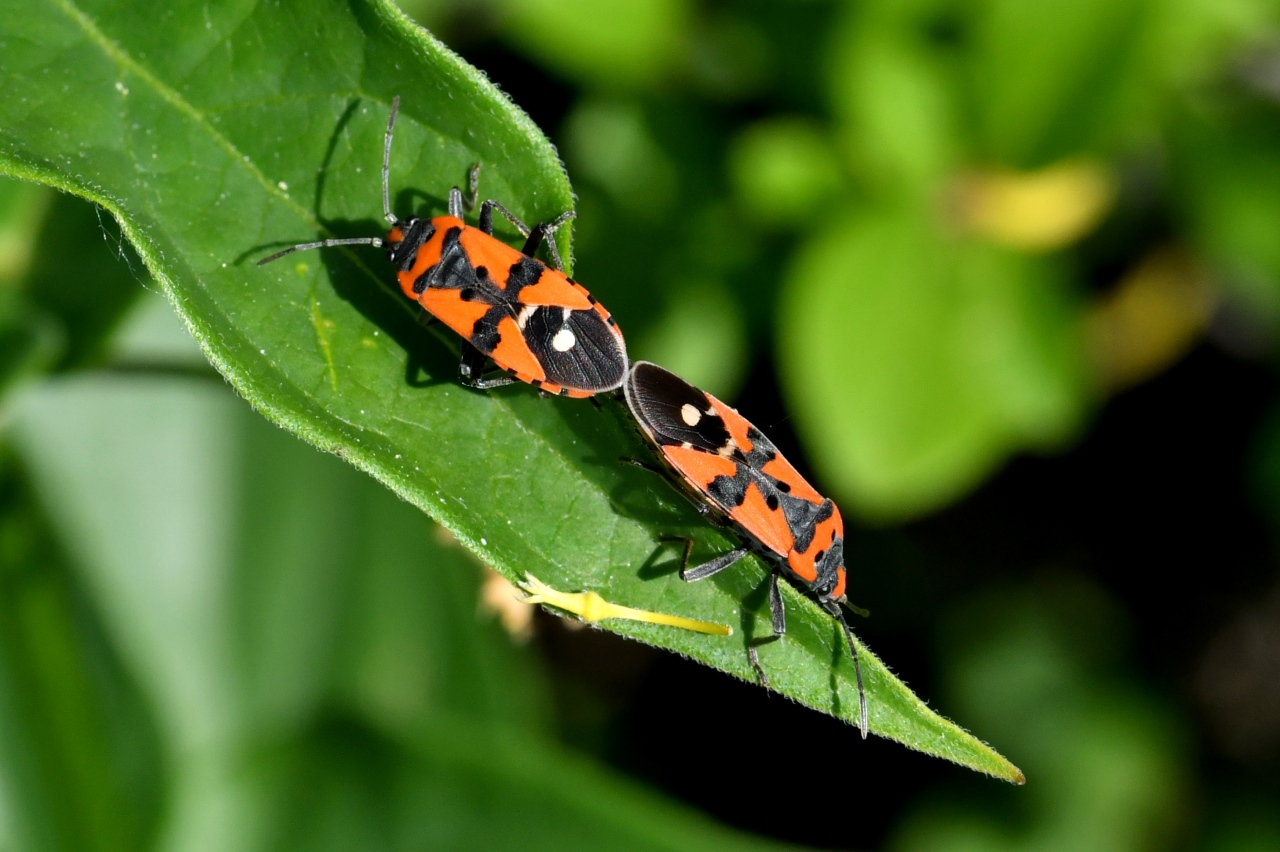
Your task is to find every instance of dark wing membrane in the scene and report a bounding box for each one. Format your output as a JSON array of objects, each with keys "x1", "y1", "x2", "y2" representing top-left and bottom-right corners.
[
  {"x1": 625, "y1": 361, "x2": 731, "y2": 451},
  {"x1": 524, "y1": 306, "x2": 627, "y2": 393}
]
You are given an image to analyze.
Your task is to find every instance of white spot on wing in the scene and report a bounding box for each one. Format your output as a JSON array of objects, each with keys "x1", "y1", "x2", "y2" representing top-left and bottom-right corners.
[
  {"x1": 680, "y1": 403, "x2": 701, "y2": 426},
  {"x1": 517, "y1": 304, "x2": 538, "y2": 329},
  {"x1": 552, "y1": 327, "x2": 577, "y2": 352}
]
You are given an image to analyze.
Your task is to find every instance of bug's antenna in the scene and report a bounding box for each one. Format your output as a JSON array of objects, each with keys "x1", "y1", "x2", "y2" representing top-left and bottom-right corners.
[
  {"x1": 255, "y1": 97, "x2": 402, "y2": 267},
  {"x1": 256, "y1": 236, "x2": 384, "y2": 267},
  {"x1": 383, "y1": 96, "x2": 399, "y2": 225}
]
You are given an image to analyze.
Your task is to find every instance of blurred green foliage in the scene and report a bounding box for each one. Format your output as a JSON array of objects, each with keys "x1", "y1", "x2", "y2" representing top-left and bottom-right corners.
[{"x1": 894, "y1": 578, "x2": 1186, "y2": 852}]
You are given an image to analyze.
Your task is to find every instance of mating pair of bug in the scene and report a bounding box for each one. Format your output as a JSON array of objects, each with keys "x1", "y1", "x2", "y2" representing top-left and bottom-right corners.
[{"x1": 259, "y1": 97, "x2": 868, "y2": 737}]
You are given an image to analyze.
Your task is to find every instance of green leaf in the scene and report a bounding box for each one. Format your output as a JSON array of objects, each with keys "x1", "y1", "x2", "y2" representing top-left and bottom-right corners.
[
  {"x1": 0, "y1": 291, "x2": 61, "y2": 402},
  {"x1": 827, "y1": 13, "x2": 960, "y2": 197},
  {"x1": 0, "y1": 466, "x2": 164, "y2": 852},
  {"x1": 497, "y1": 0, "x2": 690, "y2": 89},
  {"x1": 728, "y1": 118, "x2": 843, "y2": 228},
  {"x1": 0, "y1": 0, "x2": 1021, "y2": 780},
  {"x1": 971, "y1": 0, "x2": 1156, "y2": 165},
  {"x1": 1172, "y1": 101, "x2": 1280, "y2": 323},
  {"x1": 778, "y1": 205, "x2": 1088, "y2": 521},
  {"x1": 10, "y1": 368, "x2": 549, "y2": 750}
]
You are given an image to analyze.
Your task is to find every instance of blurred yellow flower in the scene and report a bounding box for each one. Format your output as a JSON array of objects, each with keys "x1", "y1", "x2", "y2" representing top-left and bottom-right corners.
[
  {"x1": 1087, "y1": 248, "x2": 1216, "y2": 391},
  {"x1": 953, "y1": 159, "x2": 1117, "y2": 251}
]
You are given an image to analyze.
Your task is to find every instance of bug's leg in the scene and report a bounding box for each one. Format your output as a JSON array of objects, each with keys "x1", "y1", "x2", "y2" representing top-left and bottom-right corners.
[
  {"x1": 524, "y1": 210, "x2": 576, "y2": 271},
  {"x1": 479, "y1": 200, "x2": 533, "y2": 242},
  {"x1": 621, "y1": 456, "x2": 668, "y2": 476},
  {"x1": 657, "y1": 535, "x2": 696, "y2": 577},
  {"x1": 457, "y1": 343, "x2": 515, "y2": 389},
  {"x1": 542, "y1": 209, "x2": 577, "y2": 236},
  {"x1": 458, "y1": 341, "x2": 487, "y2": 384},
  {"x1": 520, "y1": 223, "x2": 547, "y2": 257},
  {"x1": 475, "y1": 198, "x2": 516, "y2": 237},
  {"x1": 512, "y1": 210, "x2": 576, "y2": 270},
  {"x1": 471, "y1": 373, "x2": 518, "y2": 390},
  {"x1": 825, "y1": 601, "x2": 868, "y2": 738},
  {"x1": 748, "y1": 570, "x2": 785, "y2": 687},
  {"x1": 666, "y1": 537, "x2": 748, "y2": 582},
  {"x1": 448, "y1": 165, "x2": 483, "y2": 219},
  {"x1": 465, "y1": 164, "x2": 481, "y2": 210},
  {"x1": 417, "y1": 308, "x2": 437, "y2": 328}
]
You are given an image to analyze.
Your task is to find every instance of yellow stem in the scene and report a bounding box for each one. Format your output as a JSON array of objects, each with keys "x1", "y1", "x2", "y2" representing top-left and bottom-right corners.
[{"x1": 518, "y1": 573, "x2": 731, "y2": 636}]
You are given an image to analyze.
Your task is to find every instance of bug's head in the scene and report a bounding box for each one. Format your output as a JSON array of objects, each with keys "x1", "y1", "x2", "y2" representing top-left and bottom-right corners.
[
  {"x1": 385, "y1": 216, "x2": 435, "y2": 269},
  {"x1": 816, "y1": 533, "x2": 846, "y2": 596}
]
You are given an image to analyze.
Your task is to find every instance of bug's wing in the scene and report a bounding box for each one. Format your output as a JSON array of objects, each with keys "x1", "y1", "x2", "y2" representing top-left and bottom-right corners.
[
  {"x1": 524, "y1": 305, "x2": 628, "y2": 393},
  {"x1": 625, "y1": 361, "x2": 732, "y2": 451}
]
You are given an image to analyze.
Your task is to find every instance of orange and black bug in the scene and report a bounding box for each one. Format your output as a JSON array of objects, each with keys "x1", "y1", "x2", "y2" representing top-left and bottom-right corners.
[
  {"x1": 257, "y1": 97, "x2": 628, "y2": 398},
  {"x1": 623, "y1": 361, "x2": 867, "y2": 736}
]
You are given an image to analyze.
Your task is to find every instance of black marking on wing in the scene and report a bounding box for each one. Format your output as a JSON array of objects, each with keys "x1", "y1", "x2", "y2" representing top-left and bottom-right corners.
[
  {"x1": 735, "y1": 426, "x2": 834, "y2": 554},
  {"x1": 745, "y1": 427, "x2": 777, "y2": 464},
  {"x1": 625, "y1": 362, "x2": 730, "y2": 451},
  {"x1": 786, "y1": 496, "x2": 833, "y2": 555},
  {"x1": 708, "y1": 468, "x2": 750, "y2": 509},
  {"x1": 414, "y1": 226, "x2": 470, "y2": 294},
  {"x1": 522, "y1": 305, "x2": 627, "y2": 392},
  {"x1": 470, "y1": 305, "x2": 507, "y2": 353},
  {"x1": 504, "y1": 256, "x2": 544, "y2": 296}
]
